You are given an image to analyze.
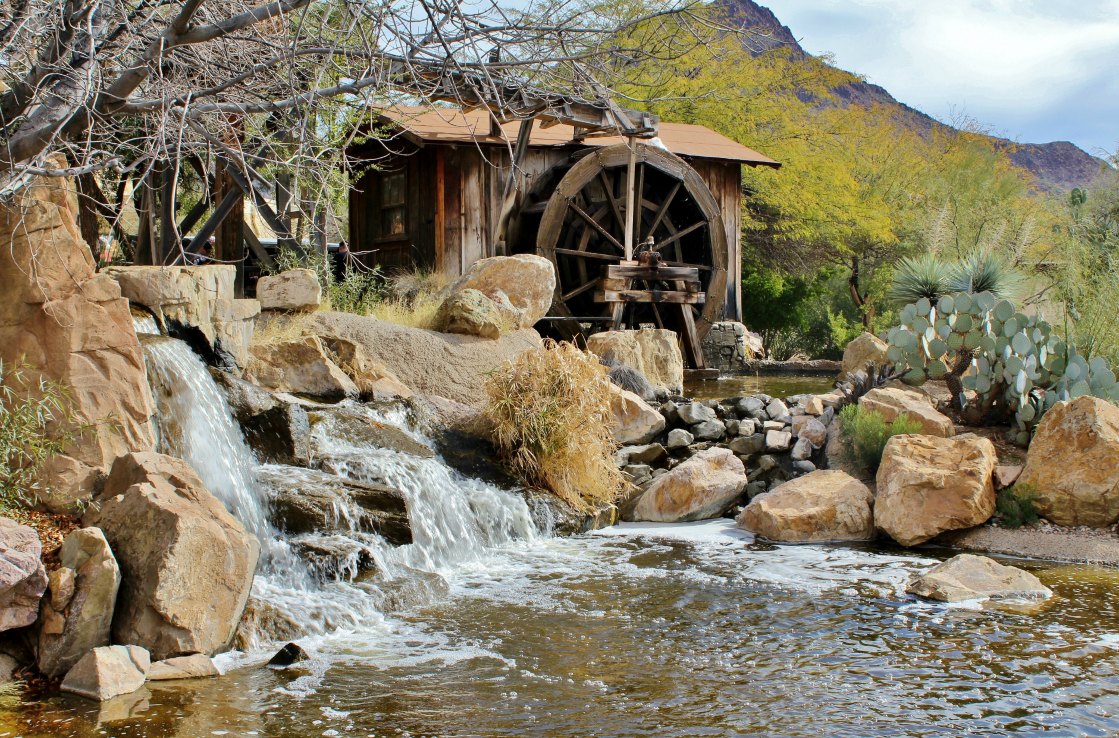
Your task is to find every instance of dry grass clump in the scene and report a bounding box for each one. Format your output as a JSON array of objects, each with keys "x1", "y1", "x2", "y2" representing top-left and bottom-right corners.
[
  {"x1": 366, "y1": 269, "x2": 449, "y2": 329},
  {"x1": 483, "y1": 340, "x2": 625, "y2": 512},
  {"x1": 250, "y1": 311, "x2": 311, "y2": 347}
]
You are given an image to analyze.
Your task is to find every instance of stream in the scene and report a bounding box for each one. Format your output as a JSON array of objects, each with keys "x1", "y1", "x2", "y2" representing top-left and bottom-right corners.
[{"x1": 3, "y1": 329, "x2": 1117, "y2": 737}]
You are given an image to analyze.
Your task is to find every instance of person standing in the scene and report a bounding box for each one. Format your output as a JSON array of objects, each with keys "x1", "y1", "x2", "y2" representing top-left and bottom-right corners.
[{"x1": 332, "y1": 240, "x2": 351, "y2": 282}]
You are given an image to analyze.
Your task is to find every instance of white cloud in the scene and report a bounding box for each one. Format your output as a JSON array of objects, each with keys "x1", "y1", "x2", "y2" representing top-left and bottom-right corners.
[{"x1": 770, "y1": 0, "x2": 1119, "y2": 151}]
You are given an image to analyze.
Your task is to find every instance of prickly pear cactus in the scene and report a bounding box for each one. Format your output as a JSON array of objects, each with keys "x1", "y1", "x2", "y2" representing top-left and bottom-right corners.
[{"x1": 885, "y1": 291, "x2": 1119, "y2": 442}]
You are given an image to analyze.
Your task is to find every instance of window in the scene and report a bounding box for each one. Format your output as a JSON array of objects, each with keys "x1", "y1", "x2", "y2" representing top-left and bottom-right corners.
[{"x1": 380, "y1": 171, "x2": 406, "y2": 237}]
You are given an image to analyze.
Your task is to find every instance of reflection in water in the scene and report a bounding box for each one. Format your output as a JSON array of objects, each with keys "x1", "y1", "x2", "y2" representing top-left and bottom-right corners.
[
  {"x1": 9, "y1": 523, "x2": 1119, "y2": 737},
  {"x1": 685, "y1": 374, "x2": 837, "y2": 401}
]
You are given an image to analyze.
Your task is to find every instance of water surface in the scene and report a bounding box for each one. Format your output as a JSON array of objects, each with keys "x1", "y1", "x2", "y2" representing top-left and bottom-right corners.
[{"x1": 685, "y1": 374, "x2": 837, "y2": 401}]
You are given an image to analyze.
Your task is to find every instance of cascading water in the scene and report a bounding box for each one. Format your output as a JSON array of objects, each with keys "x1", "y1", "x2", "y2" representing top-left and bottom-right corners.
[{"x1": 139, "y1": 335, "x2": 537, "y2": 651}]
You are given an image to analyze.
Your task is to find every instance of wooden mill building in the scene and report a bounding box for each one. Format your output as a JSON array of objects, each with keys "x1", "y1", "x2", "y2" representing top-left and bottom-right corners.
[{"x1": 346, "y1": 106, "x2": 779, "y2": 335}]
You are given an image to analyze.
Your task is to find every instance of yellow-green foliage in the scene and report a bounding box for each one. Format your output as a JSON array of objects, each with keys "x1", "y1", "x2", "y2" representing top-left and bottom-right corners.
[
  {"x1": 483, "y1": 340, "x2": 625, "y2": 512},
  {"x1": 0, "y1": 361, "x2": 77, "y2": 509},
  {"x1": 366, "y1": 269, "x2": 449, "y2": 330},
  {"x1": 838, "y1": 404, "x2": 922, "y2": 474}
]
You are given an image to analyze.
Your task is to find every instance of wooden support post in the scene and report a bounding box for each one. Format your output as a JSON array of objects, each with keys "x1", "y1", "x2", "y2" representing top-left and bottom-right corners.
[
  {"x1": 623, "y1": 137, "x2": 637, "y2": 261},
  {"x1": 435, "y1": 147, "x2": 446, "y2": 272},
  {"x1": 493, "y1": 118, "x2": 534, "y2": 254}
]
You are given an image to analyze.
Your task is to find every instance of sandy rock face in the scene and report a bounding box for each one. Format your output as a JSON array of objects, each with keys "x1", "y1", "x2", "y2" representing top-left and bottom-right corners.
[
  {"x1": 105, "y1": 264, "x2": 260, "y2": 368},
  {"x1": 607, "y1": 384, "x2": 666, "y2": 445},
  {"x1": 444, "y1": 254, "x2": 556, "y2": 328},
  {"x1": 840, "y1": 332, "x2": 889, "y2": 381},
  {"x1": 319, "y1": 335, "x2": 412, "y2": 400},
  {"x1": 0, "y1": 171, "x2": 156, "y2": 512},
  {"x1": 38, "y1": 527, "x2": 121, "y2": 677},
  {"x1": 587, "y1": 329, "x2": 685, "y2": 395},
  {"x1": 61, "y1": 645, "x2": 150, "y2": 701},
  {"x1": 859, "y1": 386, "x2": 955, "y2": 437},
  {"x1": 256, "y1": 268, "x2": 321, "y2": 311},
  {"x1": 0, "y1": 517, "x2": 48, "y2": 631},
  {"x1": 738, "y1": 470, "x2": 875, "y2": 543},
  {"x1": 906, "y1": 554, "x2": 1051, "y2": 602},
  {"x1": 875, "y1": 434, "x2": 997, "y2": 546},
  {"x1": 83, "y1": 452, "x2": 259, "y2": 660},
  {"x1": 244, "y1": 335, "x2": 359, "y2": 400},
  {"x1": 631, "y1": 448, "x2": 747, "y2": 522},
  {"x1": 1017, "y1": 396, "x2": 1119, "y2": 527},
  {"x1": 147, "y1": 653, "x2": 219, "y2": 681}
]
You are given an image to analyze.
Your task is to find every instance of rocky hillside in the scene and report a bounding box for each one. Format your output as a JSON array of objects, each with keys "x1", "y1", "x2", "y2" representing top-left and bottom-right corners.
[{"x1": 720, "y1": 0, "x2": 1107, "y2": 192}]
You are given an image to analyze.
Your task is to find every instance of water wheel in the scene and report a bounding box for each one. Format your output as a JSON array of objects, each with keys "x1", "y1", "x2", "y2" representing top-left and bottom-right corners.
[{"x1": 518, "y1": 143, "x2": 727, "y2": 339}]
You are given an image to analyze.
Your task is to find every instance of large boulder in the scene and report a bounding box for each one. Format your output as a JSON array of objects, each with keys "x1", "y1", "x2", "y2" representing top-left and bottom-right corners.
[
  {"x1": 60, "y1": 645, "x2": 149, "y2": 701},
  {"x1": 859, "y1": 386, "x2": 955, "y2": 437},
  {"x1": 607, "y1": 384, "x2": 666, "y2": 445},
  {"x1": 630, "y1": 448, "x2": 747, "y2": 522},
  {"x1": 37, "y1": 527, "x2": 121, "y2": 678},
  {"x1": 83, "y1": 452, "x2": 259, "y2": 660},
  {"x1": 586, "y1": 329, "x2": 684, "y2": 395},
  {"x1": 244, "y1": 335, "x2": 359, "y2": 401},
  {"x1": 104, "y1": 264, "x2": 260, "y2": 369},
  {"x1": 307, "y1": 312, "x2": 542, "y2": 408},
  {"x1": 875, "y1": 434, "x2": 997, "y2": 546},
  {"x1": 1017, "y1": 396, "x2": 1119, "y2": 527},
  {"x1": 0, "y1": 517, "x2": 48, "y2": 631},
  {"x1": 443, "y1": 254, "x2": 556, "y2": 328},
  {"x1": 906, "y1": 554, "x2": 1052, "y2": 603},
  {"x1": 737, "y1": 470, "x2": 875, "y2": 543},
  {"x1": 255, "y1": 268, "x2": 321, "y2": 311},
  {"x1": 840, "y1": 332, "x2": 889, "y2": 381},
  {"x1": 0, "y1": 169, "x2": 156, "y2": 512}
]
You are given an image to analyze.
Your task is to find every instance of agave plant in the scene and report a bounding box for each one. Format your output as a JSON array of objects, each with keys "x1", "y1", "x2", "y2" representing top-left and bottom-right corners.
[
  {"x1": 888, "y1": 254, "x2": 953, "y2": 305},
  {"x1": 947, "y1": 251, "x2": 1022, "y2": 299}
]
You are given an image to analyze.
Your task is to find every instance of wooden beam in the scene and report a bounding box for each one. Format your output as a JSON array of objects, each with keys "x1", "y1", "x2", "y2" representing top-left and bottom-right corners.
[
  {"x1": 188, "y1": 187, "x2": 243, "y2": 258},
  {"x1": 241, "y1": 222, "x2": 277, "y2": 271},
  {"x1": 595, "y1": 289, "x2": 706, "y2": 304},
  {"x1": 435, "y1": 147, "x2": 446, "y2": 271},
  {"x1": 568, "y1": 200, "x2": 624, "y2": 253},
  {"x1": 606, "y1": 265, "x2": 701, "y2": 281},
  {"x1": 555, "y1": 248, "x2": 619, "y2": 262}
]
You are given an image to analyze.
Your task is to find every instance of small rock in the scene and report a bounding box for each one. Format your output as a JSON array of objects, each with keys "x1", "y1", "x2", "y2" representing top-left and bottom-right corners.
[
  {"x1": 147, "y1": 654, "x2": 219, "y2": 681},
  {"x1": 623, "y1": 464, "x2": 653, "y2": 486},
  {"x1": 624, "y1": 444, "x2": 668, "y2": 466},
  {"x1": 803, "y1": 396, "x2": 825, "y2": 416},
  {"x1": 608, "y1": 385, "x2": 666, "y2": 445},
  {"x1": 765, "y1": 430, "x2": 793, "y2": 452},
  {"x1": 790, "y1": 436, "x2": 814, "y2": 461},
  {"x1": 256, "y1": 268, "x2": 322, "y2": 311},
  {"x1": 728, "y1": 434, "x2": 765, "y2": 457},
  {"x1": 61, "y1": 645, "x2": 150, "y2": 701},
  {"x1": 724, "y1": 419, "x2": 740, "y2": 437},
  {"x1": 762, "y1": 420, "x2": 785, "y2": 432},
  {"x1": 798, "y1": 418, "x2": 828, "y2": 447},
  {"x1": 906, "y1": 554, "x2": 1052, "y2": 603},
  {"x1": 994, "y1": 465, "x2": 1023, "y2": 491},
  {"x1": 756, "y1": 454, "x2": 778, "y2": 472},
  {"x1": 793, "y1": 460, "x2": 816, "y2": 474},
  {"x1": 48, "y1": 568, "x2": 77, "y2": 611},
  {"x1": 737, "y1": 418, "x2": 757, "y2": 436},
  {"x1": 666, "y1": 429, "x2": 694, "y2": 450},
  {"x1": 691, "y1": 420, "x2": 726, "y2": 441},
  {"x1": 765, "y1": 398, "x2": 789, "y2": 419},
  {"x1": 738, "y1": 470, "x2": 874, "y2": 543},
  {"x1": 678, "y1": 402, "x2": 717, "y2": 425},
  {"x1": 629, "y1": 448, "x2": 747, "y2": 522},
  {"x1": 737, "y1": 397, "x2": 766, "y2": 418},
  {"x1": 268, "y1": 642, "x2": 310, "y2": 667},
  {"x1": 745, "y1": 481, "x2": 768, "y2": 500}
]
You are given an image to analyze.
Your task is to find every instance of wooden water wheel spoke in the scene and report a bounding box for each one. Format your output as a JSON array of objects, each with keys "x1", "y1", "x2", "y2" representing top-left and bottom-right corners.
[
  {"x1": 529, "y1": 143, "x2": 727, "y2": 349},
  {"x1": 642, "y1": 181, "x2": 680, "y2": 242},
  {"x1": 568, "y1": 199, "x2": 625, "y2": 253},
  {"x1": 657, "y1": 220, "x2": 706, "y2": 250}
]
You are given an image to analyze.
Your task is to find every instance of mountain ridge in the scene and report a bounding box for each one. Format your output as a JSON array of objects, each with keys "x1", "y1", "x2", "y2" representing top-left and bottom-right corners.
[{"x1": 719, "y1": 0, "x2": 1108, "y2": 192}]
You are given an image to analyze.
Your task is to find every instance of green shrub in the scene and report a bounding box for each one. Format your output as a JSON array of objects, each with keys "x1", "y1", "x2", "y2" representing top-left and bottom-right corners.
[
  {"x1": 0, "y1": 361, "x2": 77, "y2": 509},
  {"x1": 996, "y1": 484, "x2": 1040, "y2": 528},
  {"x1": 483, "y1": 340, "x2": 625, "y2": 513},
  {"x1": 838, "y1": 404, "x2": 922, "y2": 473}
]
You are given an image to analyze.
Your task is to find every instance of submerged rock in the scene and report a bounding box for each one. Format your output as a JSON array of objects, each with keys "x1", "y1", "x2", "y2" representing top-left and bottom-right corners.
[
  {"x1": 629, "y1": 448, "x2": 747, "y2": 523},
  {"x1": 0, "y1": 517, "x2": 47, "y2": 632},
  {"x1": 257, "y1": 465, "x2": 412, "y2": 545},
  {"x1": 309, "y1": 406, "x2": 434, "y2": 459},
  {"x1": 84, "y1": 452, "x2": 259, "y2": 660},
  {"x1": 737, "y1": 470, "x2": 874, "y2": 543},
  {"x1": 875, "y1": 434, "x2": 997, "y2": 547},
  {"x1": 147, "y1": 653, "x2": 219, "y2": 681},
  {"x1": 61, "y1": 645, "x2": 150, "y2": 701},
  {"x1": 268, "y1": 642, "x2": 310, "y2": 667},
  {"x1": 906, "y1": 554, "x2": 1052, "y2": 603},
  {"x1": 1017, "y1": 396, "x2": 1119, "y2": 528}
]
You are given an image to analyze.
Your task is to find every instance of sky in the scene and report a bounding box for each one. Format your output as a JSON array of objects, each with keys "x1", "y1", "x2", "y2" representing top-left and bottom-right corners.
[{"x1": 768, "y1": 0, "x2": 1119, "y2": 156}]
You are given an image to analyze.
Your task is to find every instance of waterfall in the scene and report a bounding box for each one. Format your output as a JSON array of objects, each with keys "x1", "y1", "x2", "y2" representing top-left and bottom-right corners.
[{"x1": 139, "y1": 336, "x2": 537, "y2": 648}]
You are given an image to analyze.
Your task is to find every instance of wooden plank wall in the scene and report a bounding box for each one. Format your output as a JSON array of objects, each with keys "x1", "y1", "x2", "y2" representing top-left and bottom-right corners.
[{"x1": 690, "y1": 158, "x2": 743, "y2": 321}]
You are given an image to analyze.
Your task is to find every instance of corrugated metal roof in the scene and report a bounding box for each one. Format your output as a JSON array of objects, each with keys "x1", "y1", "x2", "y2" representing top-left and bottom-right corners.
[{"x1": 372, "y1": 106, "x2": 780, "y2": 168}]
